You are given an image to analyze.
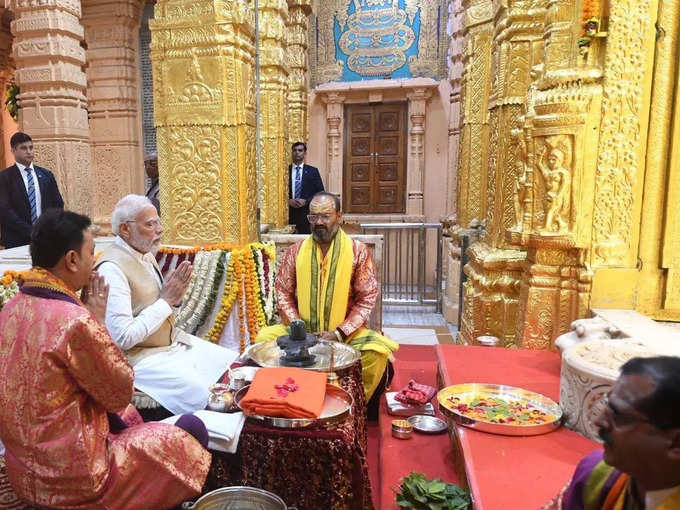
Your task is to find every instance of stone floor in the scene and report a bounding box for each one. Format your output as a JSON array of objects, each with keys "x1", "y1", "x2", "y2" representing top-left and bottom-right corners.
[{"x1": 382, "y1": 304, "x2": 458, "y2": 345}]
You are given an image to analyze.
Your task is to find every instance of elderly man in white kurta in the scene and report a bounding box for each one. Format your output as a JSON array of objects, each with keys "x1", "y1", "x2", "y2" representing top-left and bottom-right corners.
[{"x1": 96, "y1": 194, "x2": 238, "y2": 414}]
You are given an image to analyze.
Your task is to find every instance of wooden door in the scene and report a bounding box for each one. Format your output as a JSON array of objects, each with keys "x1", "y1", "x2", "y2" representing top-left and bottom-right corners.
[{"x1": 344, "y1": 103, "x2": 406, "y2": 214}]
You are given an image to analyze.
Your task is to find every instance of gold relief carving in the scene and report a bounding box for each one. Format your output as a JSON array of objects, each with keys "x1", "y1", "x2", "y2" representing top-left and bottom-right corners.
[
  {"x1": 153, "y1": 0, "x2": 256, "y2": 245},
  {"x1": 408, "y1": 0, "x2": 449, "y2": 79},
  {"x1": 286, "y1": 2, "x2": 310, "y2": 143},
  {"x1": 592, "y1": 0, "x2": 654, "y2": 266},
  {"x1": 511, "y1": 127, "x2": 530, "y2": 231},
  {"x1": 161, "y1": 126, "x2": 224, "y2": 244},
  {"x1": 178, "y1": 52, "x2": 215, "y2": 103},
  {"x1": 535, "y1": 134, "x2": 572, "y2": 234},
  {"x1": 259, "y1": 0, "x2": 289, "y2": 227},
  {"x1": 310, "y1": 1, "x2": 345, "y2": 85},
  {"x1": 456, "y1": 11, "x2": 493, "y2": 227}
]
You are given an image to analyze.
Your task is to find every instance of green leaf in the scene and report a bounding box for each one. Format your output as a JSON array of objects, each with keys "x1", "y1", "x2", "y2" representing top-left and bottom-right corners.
[{"x1": 429, "y1": 481, "x2": 446, "y2": 493}]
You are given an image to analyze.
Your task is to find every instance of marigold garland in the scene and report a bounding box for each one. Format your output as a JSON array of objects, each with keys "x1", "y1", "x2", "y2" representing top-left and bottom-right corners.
[{"x1": 156, "y1": 242, "x2": 276, "y2": 352}]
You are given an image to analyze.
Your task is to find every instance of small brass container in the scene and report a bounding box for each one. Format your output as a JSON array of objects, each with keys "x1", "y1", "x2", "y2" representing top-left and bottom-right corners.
[{"x1": 391, "y1": 419, "x2": 414, "y2": 439}]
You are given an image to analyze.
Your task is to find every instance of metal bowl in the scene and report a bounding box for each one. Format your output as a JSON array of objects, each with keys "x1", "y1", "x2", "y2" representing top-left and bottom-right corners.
[
  {"x1": 391, "y1": 419, "x2": 413, "y2": 439},
  {"x1": 234, "y1": 383, "x2": 353, "y2": 428},
  {"x1": 437, "y1": 383, "x2": 562, "y2": 436},
  {"x1": 407, "y1": 415, "x2": 448, "y2": 434},
  {"x1": 182, "y1": 486, "x2": 294, "y2": 510},
  {"x1": 248, "y1": 340, "x2": 360, "y2": 371}
]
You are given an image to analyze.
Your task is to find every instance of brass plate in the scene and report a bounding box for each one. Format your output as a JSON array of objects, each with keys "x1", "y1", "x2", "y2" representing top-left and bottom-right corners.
[
  {"x1": 248, "y1": 339, "x2": 361, "y2": 371},
  {"x1": 437, "y1": 383, "x2": 562, "y2": 436},
  {"x1": 234, "y1": 383, "x2": 353, "y2": 429}
]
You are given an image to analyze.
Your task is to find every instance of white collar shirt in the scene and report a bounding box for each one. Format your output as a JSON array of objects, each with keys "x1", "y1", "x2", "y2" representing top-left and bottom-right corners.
[{"x1": 16, "y1": 162, "x2": 42, "y2": 217}]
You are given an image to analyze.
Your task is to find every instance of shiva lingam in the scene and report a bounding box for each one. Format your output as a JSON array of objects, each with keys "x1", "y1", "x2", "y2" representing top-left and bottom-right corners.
[{"x1": 276, "y1": 319, "x2": 318, "y2": 367}]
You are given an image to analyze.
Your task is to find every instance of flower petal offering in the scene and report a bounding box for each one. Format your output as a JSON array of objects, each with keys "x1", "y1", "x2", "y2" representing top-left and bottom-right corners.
[{"x1": 437, "y1": 383, "x2": 562, "y2": 436}]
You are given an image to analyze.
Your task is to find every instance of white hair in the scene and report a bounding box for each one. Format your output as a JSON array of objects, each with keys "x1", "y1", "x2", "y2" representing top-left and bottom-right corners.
[{"x1": 111, "y1": 194, "x2": 155, "y2": 235}]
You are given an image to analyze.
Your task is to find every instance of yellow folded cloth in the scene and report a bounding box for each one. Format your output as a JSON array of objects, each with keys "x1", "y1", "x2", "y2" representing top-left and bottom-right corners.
[{"x1": 239, "y1": 367, "x2": 327, "y2": 419}]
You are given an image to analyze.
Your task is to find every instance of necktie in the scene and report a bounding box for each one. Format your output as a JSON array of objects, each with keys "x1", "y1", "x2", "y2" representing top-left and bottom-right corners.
[
  {"x1": 25, "y1": 168, "x2": 37, "y2": 224},
  {"x1": 294, "y1": 165, "x2": 302, "y2": 199}
]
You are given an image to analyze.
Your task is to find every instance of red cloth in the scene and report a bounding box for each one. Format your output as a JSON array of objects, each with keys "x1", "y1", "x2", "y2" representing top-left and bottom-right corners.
[
  {"x1": 394, "y1": 379, "x2": 436, "y2": 406},
  {"x1": 435, "y1": 345, "x2": 599, "y2": 510},
  {"x1": 240, "y1": 367, "x2": 327, "y2": 418}
]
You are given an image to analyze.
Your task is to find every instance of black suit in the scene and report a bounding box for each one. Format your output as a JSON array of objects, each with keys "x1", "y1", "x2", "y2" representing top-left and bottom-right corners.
[
  {"x1": 288, "y1": 163, "x2": 324, "y2": 234},
  {"x1": 0, "y1": 164, "x2": 64, "y2": 248}
]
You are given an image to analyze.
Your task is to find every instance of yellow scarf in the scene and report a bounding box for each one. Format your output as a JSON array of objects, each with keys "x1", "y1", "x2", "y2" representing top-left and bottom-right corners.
[
  {"x1": 296, "y1": 228, "x2": 354, "y2": 333},
  {"x1": 295, "y1": 229, "x2": 397, "y2": 355}
]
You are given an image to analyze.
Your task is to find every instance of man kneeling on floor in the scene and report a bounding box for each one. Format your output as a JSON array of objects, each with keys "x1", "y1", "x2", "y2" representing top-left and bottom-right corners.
[
  {"x1": 255, "y1": 191, "x2": 398, "y2": 401},
  {"x1": 544, "y1": 356, "x2": 680, "y2": 510},
  {"x1": 96, "y1": 194, "x2": 238, "y2": 414},
  {"x1": 0, "y1": 210, "x2": 211, "y2": 509}
]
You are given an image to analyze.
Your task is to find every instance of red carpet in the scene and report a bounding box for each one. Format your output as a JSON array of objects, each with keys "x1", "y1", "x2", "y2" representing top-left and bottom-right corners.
[{"x1": 375, "y1": 345, "x2": 459, "y2": 510}]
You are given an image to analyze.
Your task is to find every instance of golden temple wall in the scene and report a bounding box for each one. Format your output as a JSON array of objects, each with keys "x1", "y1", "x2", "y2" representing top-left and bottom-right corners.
[
  {"x1": 150, "y1": 0, "x2": 258, "y2": 246},
  {"x1": 458, "y1": 0, "x2": 546, "y2": 347},
  {"x1": 456, "y1": 0, "x2": 680, "y2": 348},
  {"x1": 455, "y1": 0, "x2": 493, "y2": 229}
]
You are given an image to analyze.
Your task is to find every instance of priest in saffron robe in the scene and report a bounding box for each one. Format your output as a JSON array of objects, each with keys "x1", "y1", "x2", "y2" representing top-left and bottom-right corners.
[
  {"x1": 256, "y1": 192, "x2": 398, "y2": 400},
  {"x1": 0, "y1": 210, "x2": 211, "y2": 510},
  {"x1": 542, "y1": 357, "x2": 680, "y2": 510}
]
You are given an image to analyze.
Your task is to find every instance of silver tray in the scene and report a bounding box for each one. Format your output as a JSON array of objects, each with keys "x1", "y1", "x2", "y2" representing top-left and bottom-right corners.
[
  {"x1": 182, "y1": 486, "x2": 292, "y2": 510},
  {"x1": 408, "y1": 415, "x2": 448, "y2": 434},
  {"x1": 234, "y1": 383, "x2": 353, "y2": 428},
  {"x1": 437, "y1": 383, "x2": 562, "y2": 436},
  {"x1": 248, "y1": 339, "x2": 360, "y2": 371}
]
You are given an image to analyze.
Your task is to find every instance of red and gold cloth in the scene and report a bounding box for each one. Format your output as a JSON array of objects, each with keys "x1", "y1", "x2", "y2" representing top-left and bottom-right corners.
[
  {"x1": 275, "y1": 232, "x2": 379, "y2": 338},
  {"x1": 240, "y1": 367, "x2": 327, "y2": 419},
  {"x1": 0, "y1": 268, "x2": 210, "y2": 509},
  {"x1": 257, "y1": 231, "x2": 398, "y2": 399}
]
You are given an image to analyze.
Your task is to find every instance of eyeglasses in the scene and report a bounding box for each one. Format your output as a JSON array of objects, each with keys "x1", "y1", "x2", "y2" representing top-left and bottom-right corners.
[
  {"x1": 603, "y1": 393, "x2": 650, "y2": 428},
  {"x1": 307, "y1": 214, "x2": 333, "y2": 223},
  {"x1": 127, "y1": 219, "x2": 161, "y2": 229}
]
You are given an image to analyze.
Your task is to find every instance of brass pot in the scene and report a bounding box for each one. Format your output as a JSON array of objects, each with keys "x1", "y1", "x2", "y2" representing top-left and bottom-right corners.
[{"x1": 182, "y1": 486, "x2": 295, "y2": 510}]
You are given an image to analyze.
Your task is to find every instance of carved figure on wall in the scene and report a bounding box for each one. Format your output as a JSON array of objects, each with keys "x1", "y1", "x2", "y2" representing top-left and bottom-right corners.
[
  {"x1": 537, "y1": 136, "x2": 572, "y2": 234},
  {"x1": 511, "y1": 128, "x2": 529, "y2": 231}
]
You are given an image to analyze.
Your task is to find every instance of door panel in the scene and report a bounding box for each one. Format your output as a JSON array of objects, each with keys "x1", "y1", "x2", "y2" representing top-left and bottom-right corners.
[{"x1": 344, "y1": 103, "x2": 406, "y2": 213}]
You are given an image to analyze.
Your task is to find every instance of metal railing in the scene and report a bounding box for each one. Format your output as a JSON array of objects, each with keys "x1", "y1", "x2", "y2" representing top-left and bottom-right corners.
[{"x1": 360, "y1": 222, "x2": 442, "y2": 311}]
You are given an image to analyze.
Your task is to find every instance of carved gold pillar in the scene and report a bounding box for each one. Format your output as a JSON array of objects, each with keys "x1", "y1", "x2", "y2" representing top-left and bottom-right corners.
[
  {"x1": 511, "y1": 0, "x2": 599, "y2": 349},
  {"x1": 510, "y1": 0, "x2": 661, "y2": 349},
  {"x1": 406, "y1": 87, "x2": 432, "y2": 216},
  {"x1": 259, "y1": 0, "x2": 289, "y2": 228},
  {"x1": 10, "y1": 0, "x2": 93, "y2": 215},
  {"x1": 322, "y1": 91, "x2": 344, "y2": 198},
  {"x1": 456, "y1": 0, "x2": 493, "y2": 228},
  {"x1": 286, "y1": 0, "x2": 311, "y2": 144},
  {"x1": 150, "y1": 0, "x2": 257, "y2": 246},
  {"x1": 459, "y1": 0, "x2": 545, "y2": 347},
  {"x1": 82, "y1": 0, "x2": 145, "y2": 233},
  {"x1": 628, "y1": 0, "x2": 679, "y2": 318}
]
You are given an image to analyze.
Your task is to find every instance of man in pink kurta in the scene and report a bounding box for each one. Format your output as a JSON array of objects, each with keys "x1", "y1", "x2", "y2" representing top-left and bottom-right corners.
[{"x1": 0, "y1": 210, "x2": 210, "y2": 509}]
